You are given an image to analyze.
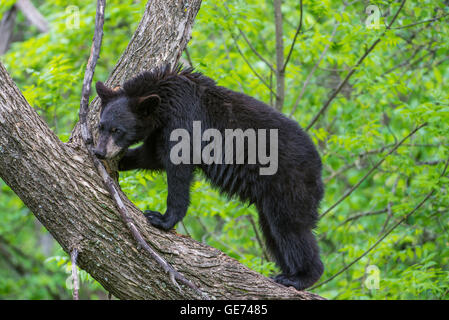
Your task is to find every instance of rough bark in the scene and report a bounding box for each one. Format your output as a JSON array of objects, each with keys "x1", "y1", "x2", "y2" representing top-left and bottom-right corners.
[{"x1": 0, "y1": 0, "x2": 323, "y2": 300}]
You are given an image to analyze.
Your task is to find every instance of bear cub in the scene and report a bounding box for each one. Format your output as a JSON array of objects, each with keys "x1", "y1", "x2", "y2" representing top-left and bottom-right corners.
[{"x1": 94, "y1": 65, "x2": 324, "y2": 290}]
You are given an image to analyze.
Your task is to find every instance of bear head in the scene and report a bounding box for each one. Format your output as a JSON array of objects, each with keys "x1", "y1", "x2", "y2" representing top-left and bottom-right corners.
[{"x1": 93, "y1": 81, "x2": 161, "y2": 159}]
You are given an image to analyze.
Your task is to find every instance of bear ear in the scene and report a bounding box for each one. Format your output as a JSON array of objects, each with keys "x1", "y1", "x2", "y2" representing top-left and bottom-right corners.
[
  {"x1": 135, "y1": 94, "x2": 161, "y2": 117},
  {"x1": 96, "y1": 81, "x2": 117, "y2": 102}
]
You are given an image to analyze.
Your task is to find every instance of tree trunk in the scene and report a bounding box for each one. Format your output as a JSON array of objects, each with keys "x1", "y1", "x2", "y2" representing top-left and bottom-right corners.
[
  {"x1": 0, "y1": 6, "x2": 17, "y2": 55},
  {"x1": 15, "y1": 0, "x2": 49, "y2": 33},
  {"x1": 0, "y1": 0, "x2": 323, "y2": 300}
]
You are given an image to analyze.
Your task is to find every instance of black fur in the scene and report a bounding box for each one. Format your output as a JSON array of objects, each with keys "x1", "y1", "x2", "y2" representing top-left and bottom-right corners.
[{"x1": 94, "y1": 65, "x2": 325, "y2": 290}]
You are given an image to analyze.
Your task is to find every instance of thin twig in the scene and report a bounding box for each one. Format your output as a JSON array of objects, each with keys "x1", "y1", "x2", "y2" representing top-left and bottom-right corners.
[
  {"x1": 246, "y1": 214, "x2": 270, "y2": 261},
  {"x1": 237, "y1": 29, "x2": 275, "y2": 72},
  {"x1": 78, "y1": 0, "x2": 106, "y2": 145},
  {"x1": 222, "y1": 3, "x2": 275, "y2": 96},
  {"x1": 381, "y1": 44, "x2": 426, "y2": 76},
  {"x1": 180, "y1": 221, "x2": 192, "y2": 238},
  {"x1": 78, "y1": 0, "x2": 208, "y2": 300},
  {"x1": 379, "y1": 176, "x2": 400, "y2": 234},
  {"x1": 305, "y1": 0, "x2": 407, "y2": 131},
  {"x1": 416, "y1": 159, "x2": 447, "y2": 166},
  {"x1": 222, "y1": 32, "x2": 245, "y2": 93},
  {"x1": 324, "y1": 162, "x2": 356, "y2": 183},
  {"x1": 273, "y1": 0, "x2": 285, "y2": 111},
  {"x1": 71, "y1": 248, "x2": 79, "y2": 300},
  {"x1": 230, "y1": 33, "x2": 279, "y2": 98},
  {"x1": 222, "y1": 2, "x2": 275, "y2": 72},
  {"x1": 184, "y1": 47, "x2": 193, "y2": 67},
  {"x1": 391, "y1": 13, "x2": 449, "y2": 30},
  {"x1": 337, "y1": 208, "x2": 388, "y2": 226},
  {"x1": 282, "y1": 0, "x2": 303, "y2": 71},
  {"x1": 320, "y1": 123, "x2": 426, "y2": 218},
  {"x1": 289, "y1": 19, "x2": 340, "y2": 118}
]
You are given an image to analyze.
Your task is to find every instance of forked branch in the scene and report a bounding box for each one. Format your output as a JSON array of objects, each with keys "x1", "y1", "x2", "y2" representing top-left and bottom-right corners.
[{"x1": 78, "y1": 0, "x2": 207, "y2": 299}]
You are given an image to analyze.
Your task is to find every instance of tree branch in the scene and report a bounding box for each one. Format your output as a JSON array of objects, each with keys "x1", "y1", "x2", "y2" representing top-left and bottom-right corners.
[
  {"x1": 282, "y1": 0, "x2": 303, "y2": 71},
  {"x1": 391, "y1": 12, "x2": 449, "y2": 30},
  {"x1": 273, "y1": 0, "x2": 285, "y2": 111},
  {"x1": 337, "y1": 208, "x2": 389, "y2": 226},
  {"x1": 238, "y1": 28, "x2": 275, "y2": 72},
  {"x1": 79, "y1": 0, "x2": 105, "y2": 146}
]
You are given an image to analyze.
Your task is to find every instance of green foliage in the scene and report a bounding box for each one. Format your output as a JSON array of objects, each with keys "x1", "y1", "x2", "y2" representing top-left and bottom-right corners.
[{"x1": 1, "y1": 0, "x2": 449, "y2": 299}]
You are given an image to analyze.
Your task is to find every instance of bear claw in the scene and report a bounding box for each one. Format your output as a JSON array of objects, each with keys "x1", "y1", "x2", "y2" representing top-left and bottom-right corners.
[{"x1": 144, "y1": 210, "x2": 174, "y2": 230}]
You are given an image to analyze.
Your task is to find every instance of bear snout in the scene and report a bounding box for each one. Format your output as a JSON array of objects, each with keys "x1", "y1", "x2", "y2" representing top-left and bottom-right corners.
[{"x1": 93, "y1": 148, "x2": 106, "y2": 159}]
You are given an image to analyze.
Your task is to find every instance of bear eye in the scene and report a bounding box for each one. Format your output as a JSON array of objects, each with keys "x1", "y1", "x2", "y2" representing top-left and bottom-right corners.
[{"x1": 111, "y1": 128, "x2": 122, "y2": 134}]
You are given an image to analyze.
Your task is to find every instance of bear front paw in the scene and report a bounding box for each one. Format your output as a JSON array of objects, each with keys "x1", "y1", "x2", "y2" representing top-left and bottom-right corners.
[
  {"x1": 271, "y1": 274, "x2": 304, "y2": 291},
  {"x1": 144, "y1": 210, "x2": 175, "y2": 231}
]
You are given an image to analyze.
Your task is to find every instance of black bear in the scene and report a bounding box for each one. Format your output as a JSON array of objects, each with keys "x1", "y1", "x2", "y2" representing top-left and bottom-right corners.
[{"x1": 94, "y1": 65, "x2": 324, "y2": 290}]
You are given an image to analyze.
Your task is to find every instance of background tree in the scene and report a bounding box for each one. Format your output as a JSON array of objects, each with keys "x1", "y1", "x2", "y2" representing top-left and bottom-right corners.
[{"x1": 1, "y1": 0, "x2": 448, "y2": 299}]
